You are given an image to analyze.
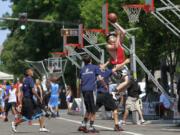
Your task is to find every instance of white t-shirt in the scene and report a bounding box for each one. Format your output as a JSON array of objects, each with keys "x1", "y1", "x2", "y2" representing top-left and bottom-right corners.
[
  {"x1": 8, "y1": 89, "x2": 17, "y2": 103},
  {"x1": 0, "y1": 88, "x2": 4, "y2": 99},
  {"x1": 160, "y1": 94, "x2": 171, "y2": 109}
]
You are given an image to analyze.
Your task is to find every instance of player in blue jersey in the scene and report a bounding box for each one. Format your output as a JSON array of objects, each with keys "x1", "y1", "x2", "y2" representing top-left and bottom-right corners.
[
  {"x1": 78, "y1": 55, "x2": 102, "y2": 133},
  {"x1": 96, "y1": 59, "x2": 129, "y2": 131},
  {"x1": 11, "y1": 68, "x2": 49, "y2": 133}
]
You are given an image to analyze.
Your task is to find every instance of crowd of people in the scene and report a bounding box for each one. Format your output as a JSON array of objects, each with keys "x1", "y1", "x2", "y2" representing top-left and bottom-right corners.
[{"x1": 0, "y1": 69, "x2": 74, "y2": 133}]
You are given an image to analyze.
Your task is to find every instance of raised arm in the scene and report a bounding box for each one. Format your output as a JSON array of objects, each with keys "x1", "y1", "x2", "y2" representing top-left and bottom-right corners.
[{"x1": 112, "y1": 58, "x2": 130, "y2": 72}]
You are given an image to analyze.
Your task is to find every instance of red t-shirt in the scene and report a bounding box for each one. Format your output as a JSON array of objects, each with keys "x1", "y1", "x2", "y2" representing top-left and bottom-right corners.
[{"x1": 110, "y1": 44, "x2": 125, "y2": 65}]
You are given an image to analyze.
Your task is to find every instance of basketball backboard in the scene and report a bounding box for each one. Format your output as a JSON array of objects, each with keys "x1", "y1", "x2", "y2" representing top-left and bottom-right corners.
[
  {"x1": 47, "y1": 58, "x2": 62, "y2": 74},
  {"x1": 145, "y1": 0, "x2": 154, "y2": 12}
]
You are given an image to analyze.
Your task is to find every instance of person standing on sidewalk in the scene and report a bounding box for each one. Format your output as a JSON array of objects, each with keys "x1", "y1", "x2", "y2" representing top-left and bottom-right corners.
[{"x1": 11, "y1": 68, "x2": 49, "y2": 132}]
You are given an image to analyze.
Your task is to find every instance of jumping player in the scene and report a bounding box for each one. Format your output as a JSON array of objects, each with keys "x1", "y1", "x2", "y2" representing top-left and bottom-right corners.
[
  {"x1": 106, "y1": 29, "x2": 130, "y2": 93},
  {"x1": 78, "y1": 55, "x2": 102, "y2": 133}
]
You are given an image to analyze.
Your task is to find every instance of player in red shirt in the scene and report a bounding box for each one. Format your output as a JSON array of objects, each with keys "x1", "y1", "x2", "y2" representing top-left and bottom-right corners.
[{"x1": 106, "y1": 29, "x2": 130, "y2": 93}]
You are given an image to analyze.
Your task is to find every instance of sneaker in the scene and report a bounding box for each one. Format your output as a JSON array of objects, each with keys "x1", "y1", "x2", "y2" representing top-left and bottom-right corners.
[
  {"x1": 11, "y1": 122, "x2": 17, "y2": 132},
  {"x1": 136, "y1": 121, "x2": 141, "y2": 125},
  {"x1": 141, "y1": 119, "x2": 145, "y2": 124},
  {"x1": 4, "y1": 117, "x2": 8, "y2": 122},
  {"x1": 120, "y1": 120, "x2": 126, "y2": 125},
  {"x1": 88, "y1": 126, "x2": 99, "y2": 133},
  {"x1": 51, "y1": 113, "x2": 56, "y2": 118},
  {"x1": 78, "y1": 126, "x2": 89, "y2": 133},
  {"x1": 39, "y1": 128, "x2": 50, "y2": 132},
  {"x1": 114, "y1": 125, "x2": 124, "y2": 131},
  {"x1": 28, "y1": 121, "x2": 32, "y2": 125},
  {"x1": 56, "y1": 112, "x2": 60, "y2": 117}
]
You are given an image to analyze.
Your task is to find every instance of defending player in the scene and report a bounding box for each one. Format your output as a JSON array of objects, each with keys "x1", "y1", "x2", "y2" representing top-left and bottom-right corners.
[
  {"x1": 78, "y1": 55, "x2": 102, "y2": 133},
  {"x1": 96, "y1": 58, "x2": 130, "y2": 131}
]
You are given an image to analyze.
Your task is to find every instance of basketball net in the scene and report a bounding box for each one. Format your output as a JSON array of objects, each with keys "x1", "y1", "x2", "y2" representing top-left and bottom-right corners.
[
  {"x1": 123, "y1": 5, "x2": 142, "y2": 23},
  {"x1": 83, "y1": 31, "x2": 99, "y2": 45}
]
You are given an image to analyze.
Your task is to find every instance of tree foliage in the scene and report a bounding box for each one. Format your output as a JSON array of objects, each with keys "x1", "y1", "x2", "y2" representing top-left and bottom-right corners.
[{"x1": 1, "y1": 0, "x2": 179, "y2": 92}]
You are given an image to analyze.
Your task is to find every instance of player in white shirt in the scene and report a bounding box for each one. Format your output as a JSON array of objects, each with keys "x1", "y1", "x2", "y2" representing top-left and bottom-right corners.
[{"x1": 4, "y1": 84, "x2": 18, "y2": 121}]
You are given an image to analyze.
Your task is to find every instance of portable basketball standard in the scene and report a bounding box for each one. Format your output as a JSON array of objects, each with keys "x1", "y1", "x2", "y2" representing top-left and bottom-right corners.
[
  {"x1": 123, "y1": 0, "x2": 154, "y2": 23},
  {"x1": 108, "y1": 13, "x2": 118, "y2": 23},
  {"x1": 123, "y1": 4, "x2": 145, "y2": 23}
]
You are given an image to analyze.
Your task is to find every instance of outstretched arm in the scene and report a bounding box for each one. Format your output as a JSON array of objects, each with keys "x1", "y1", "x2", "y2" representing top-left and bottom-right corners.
[
  {"x1": 110, "y1": 22, "x2": 126, "y2": 42},
  {"x1": 100, "y1": 60, "x2": 110, "y2": 70},
  {"x1": 112, "y1": 58, "x2": 130, "y2": 72}
]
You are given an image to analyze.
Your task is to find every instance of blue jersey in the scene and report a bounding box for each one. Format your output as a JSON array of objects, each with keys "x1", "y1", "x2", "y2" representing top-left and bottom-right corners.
[
  {"x1": 97, "y1": 69, "x2": 112, "y2": 93},
  {"x1": 50, "y1": 83, "x2": 60, "y2": 97},
  {"x1": 22, "y1": 76, "x2": 35, "y2": 98},
  {"x1": 5, "y1": 85, "x2": 11, "y2": 95},
  {"x1": 80, "y1": 64, "x2": 101, "y2": 91}
]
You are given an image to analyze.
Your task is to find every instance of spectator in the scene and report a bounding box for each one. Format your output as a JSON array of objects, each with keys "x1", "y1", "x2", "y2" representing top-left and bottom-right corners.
[
  {"x1": 159, "y1": 92, "x2": 171, "y2": 118},
  {"x1": 0, "y1": 84, "x2": 5, "y2": 118},
  {"x1": 121, "y1": 78, "x2": 145, "y2": 125},
  {"x1": 66, "y1": 85, "x2": 73, "y2": 113},
  {"x1": 177, "y1": 78, "x2": 180, "y2": 114},
  {"x1": 48, "y1": 77, "x2": 61, "y2": 117}
]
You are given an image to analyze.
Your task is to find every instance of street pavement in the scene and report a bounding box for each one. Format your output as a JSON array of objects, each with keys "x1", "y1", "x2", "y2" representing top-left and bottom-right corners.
[{"x1": 0, "y1": 111, "x2": 180, "y2": 135}]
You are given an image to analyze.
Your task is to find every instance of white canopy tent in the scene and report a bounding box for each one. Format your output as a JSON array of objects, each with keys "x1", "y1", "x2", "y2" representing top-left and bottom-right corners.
[{"x1": 0, "y1": 71, "x2": 14, "y2": 80}]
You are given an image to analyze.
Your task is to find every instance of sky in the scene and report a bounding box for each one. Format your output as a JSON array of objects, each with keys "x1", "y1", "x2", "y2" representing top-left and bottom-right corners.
[{"x1": 0, "y1": 0, "x2": 12, "y2": 46}]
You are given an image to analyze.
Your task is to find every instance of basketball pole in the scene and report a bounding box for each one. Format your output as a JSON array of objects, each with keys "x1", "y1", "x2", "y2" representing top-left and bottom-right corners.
[{"x1": 130, "y1": 36, "x2": 137, "y2": 80}]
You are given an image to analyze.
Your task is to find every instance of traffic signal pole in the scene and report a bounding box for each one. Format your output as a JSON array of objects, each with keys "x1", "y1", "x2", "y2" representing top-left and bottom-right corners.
[{"x1": 0, "y1": 17, "x2": 79, "y2": 26}]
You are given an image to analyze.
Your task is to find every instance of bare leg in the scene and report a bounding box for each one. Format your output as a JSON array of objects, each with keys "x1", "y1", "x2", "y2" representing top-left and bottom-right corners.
[
  {"x1": 89, "y1": 113, "x2": 95, "y2": 122},
  {"x1": 123, "y1": 109, "x2": 129, "y2": 123},
  {"x1": 39, "y1": 116, "x2": 45, "y2": 128},
  {"x1": 116, "y1": 76, "x2": 129, "y2": 92},
  {"x1": 11, "y1": 106, "x2": 18, "y2": 120},
  {"x1": 113, "y1": 109, "x2": 119, "y2": 125},
  {"x1": 136, "y1": 100, "x2": 144, "y2": 122},
  {"x1": 137, "y1": 108, "x2": 144, "y2": 122}
]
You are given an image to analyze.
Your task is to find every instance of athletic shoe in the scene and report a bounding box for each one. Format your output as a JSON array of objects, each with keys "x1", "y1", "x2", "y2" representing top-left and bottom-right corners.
[
  {"x1": 56, "y1": 112, "x2": 60, "y2": 117},
  {"x1": 28, "y1": 121, "x2": 32, "y2": 125},
  {"x1": 88, "y1": 126, "x2": 99, "y2": 133},
  {"x1": 114, "y1": 125, "x2": 124, "y2": 131},
  {"x1": 4, "y1": 117, "x2": 8, "y2": 122},
  {"x1": 78, "y1": 126, "x2": 89, "y2": 133},
  {"x1": 11, "y1": 122, "x2": 17, "y2": 132},
  {"x1": 141, "y1": 119, "x2": 145, "y2": 124},
  {"x1": 39, "y1": 128, "x2": 50, "y2": 132}
]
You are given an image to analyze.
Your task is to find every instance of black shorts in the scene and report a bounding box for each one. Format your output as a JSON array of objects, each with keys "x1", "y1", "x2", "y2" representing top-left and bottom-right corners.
[
  {"x1": 21, "y1": 98, "x2": 43, "y2": 120},
  {"x1": 5, "y1": 102, "x2": 16, "y2": 112},
  {"x1": 96, "y1": 92, "x2": 117, "y2": 111},
  {"x1": 82, "y1": 91, "x2": 96, "y2": 113}
]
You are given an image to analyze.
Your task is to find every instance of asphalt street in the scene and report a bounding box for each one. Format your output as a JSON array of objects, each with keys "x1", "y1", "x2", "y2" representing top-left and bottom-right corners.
[{"x1": 0, "y1": 111, "x2": 180, "y2": 135}]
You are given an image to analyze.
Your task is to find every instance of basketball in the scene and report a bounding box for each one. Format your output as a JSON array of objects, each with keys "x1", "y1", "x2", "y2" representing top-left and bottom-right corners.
[{"x1": 108, "y1": 13, "x2": 117, "y2": 23}]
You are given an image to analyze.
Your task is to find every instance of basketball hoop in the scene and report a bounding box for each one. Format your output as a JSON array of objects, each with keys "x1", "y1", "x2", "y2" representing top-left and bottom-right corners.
[
  {"x1": 123, "y1": 4, "x2": 145, "y2": 23},
  {"x1": 83, "y1": 29, "x2": 104, "y2": 45},
  {"x1": 50, "y1": 52, "x2": 67, "y2": 58}
]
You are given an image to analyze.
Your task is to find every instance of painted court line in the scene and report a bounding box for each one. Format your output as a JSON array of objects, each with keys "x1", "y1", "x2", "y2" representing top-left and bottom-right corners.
[{"x1": 57, "y1": 117, "x2": 144, "y2": 135}]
